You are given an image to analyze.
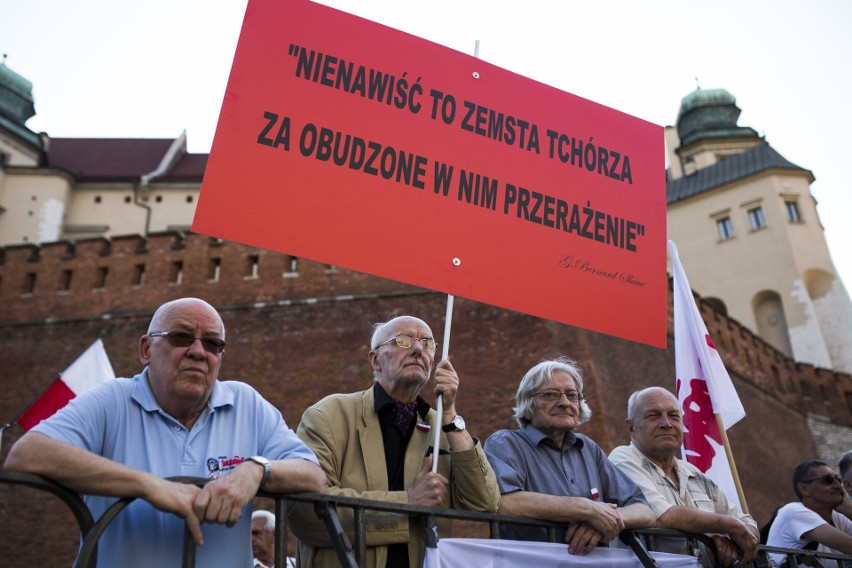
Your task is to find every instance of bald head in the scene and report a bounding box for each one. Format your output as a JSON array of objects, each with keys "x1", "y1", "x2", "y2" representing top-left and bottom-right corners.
[
  {"x1": 370, "y1": 315, "x2": 429, "y2": 349},
  {"x1": 367, "y1": 315, "x2": 435, "y2": 401},
  {"x1": 148, "y1": 298, "x2": 225, "y2": 338},
  {"x1": 626, "y1": 387, "x2": 683, "y2": 466},
  {"x1": 627, "y1": 387, "x2": 677, "y2": 422}
]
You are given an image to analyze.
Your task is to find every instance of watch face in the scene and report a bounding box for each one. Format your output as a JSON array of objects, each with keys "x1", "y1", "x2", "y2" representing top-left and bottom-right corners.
[{"x1": 454, "y1": 415, "x2": 465, "y2": 430}]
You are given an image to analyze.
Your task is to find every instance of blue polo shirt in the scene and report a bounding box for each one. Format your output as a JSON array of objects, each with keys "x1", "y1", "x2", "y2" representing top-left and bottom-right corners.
[
  {"x1": 485, "y1": 424, "x2": 647, "y2": 541},
  {"x1": 33, "y1": 368, "x2": 318, "y2": 567}
]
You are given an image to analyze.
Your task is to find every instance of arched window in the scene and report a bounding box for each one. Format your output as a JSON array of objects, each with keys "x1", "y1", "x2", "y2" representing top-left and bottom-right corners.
[{"x1": 752, "y1": 290, "x2": 792, "y2": 357}]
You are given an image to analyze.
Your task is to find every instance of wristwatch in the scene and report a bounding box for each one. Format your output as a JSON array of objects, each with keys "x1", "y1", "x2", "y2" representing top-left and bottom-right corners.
[
  {"x1": 246, "y1": 455, "x2": 272, "y2": 487},
  {"x1": 441, "y1": 415, "x2": 466, "y2": 432}
]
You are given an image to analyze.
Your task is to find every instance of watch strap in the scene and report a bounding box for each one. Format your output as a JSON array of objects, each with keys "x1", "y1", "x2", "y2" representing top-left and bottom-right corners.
[
  {"x1": 441, "y1": 415, "x2": 465, "y2": 432},
  {"x1": 247, "y1": 455, "x2": 272, "y2": 487}
]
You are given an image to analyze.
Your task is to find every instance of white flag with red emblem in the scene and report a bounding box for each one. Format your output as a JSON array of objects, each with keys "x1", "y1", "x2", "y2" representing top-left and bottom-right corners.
[{"x1": 669, "y1": 241, "x2": 745, "y2": 509}]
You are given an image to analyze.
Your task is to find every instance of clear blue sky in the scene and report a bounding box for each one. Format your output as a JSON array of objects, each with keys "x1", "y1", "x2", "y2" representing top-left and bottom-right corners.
[{"x1": 3, "y1": 0, "x2": 851, "y2": 294}]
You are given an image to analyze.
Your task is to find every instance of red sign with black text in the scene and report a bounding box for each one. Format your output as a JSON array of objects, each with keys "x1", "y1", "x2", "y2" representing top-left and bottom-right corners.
[{"x1": 193, "y1": 0, "x2": 667, "y2": 347}]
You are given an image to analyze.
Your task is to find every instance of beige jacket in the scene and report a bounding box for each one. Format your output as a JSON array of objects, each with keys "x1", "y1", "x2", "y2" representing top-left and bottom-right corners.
[{"x1": 289, "y1": 387, "x2": 499, "y2": 568}]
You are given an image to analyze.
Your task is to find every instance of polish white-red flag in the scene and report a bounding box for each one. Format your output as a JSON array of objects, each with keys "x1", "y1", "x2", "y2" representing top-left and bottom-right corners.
[
  {"x1": 669, "y1": 241, "x2": 745, "y2": 508},
  {"x1": 17, "y1": 339, "x2": 116, "y2": 430}
]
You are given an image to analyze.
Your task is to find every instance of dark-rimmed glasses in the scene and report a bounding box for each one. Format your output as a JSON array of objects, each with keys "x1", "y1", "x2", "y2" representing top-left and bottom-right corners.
[
  {"x1": 375, "y1": 334, "x2": 437, "y2": 353},
  {"x1": 533, "y1": 390, "x2": 584, "y2": 403},
  {"x1": 148, "y1": 331, "x2": 226, "y2": 354},
  {"x1": 800, "y1": 474, "x2": 841, "y2": 486}
]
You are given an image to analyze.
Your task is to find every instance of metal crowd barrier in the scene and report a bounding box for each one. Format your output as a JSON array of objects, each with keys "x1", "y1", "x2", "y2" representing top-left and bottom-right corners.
[{"x1": 2, "y1": 471, "x2": 851, "y2": 568}]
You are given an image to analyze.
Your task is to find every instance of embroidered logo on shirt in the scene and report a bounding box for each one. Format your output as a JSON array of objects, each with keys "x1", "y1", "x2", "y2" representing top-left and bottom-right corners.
[{"x1": 207, "y1": 454, "x2": 246, "y2": 479}]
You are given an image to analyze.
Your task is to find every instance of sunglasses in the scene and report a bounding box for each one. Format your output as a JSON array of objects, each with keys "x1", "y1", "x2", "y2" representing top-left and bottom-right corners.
[
  {"x1": 800, "y1": 474, "x2": 842, "y2": 486},
  {"x1": 148, "y1": 331, "x2": 226, "y2": 354}
]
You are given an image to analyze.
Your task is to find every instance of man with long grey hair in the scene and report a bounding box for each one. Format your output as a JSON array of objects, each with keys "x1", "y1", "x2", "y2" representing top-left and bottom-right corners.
[{"x1": 485, "y1": 357, "x2": 654, "y2": 555}]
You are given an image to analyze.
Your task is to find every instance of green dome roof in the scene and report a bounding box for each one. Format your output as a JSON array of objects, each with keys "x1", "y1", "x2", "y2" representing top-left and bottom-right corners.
[
  {"x1": 0, "y1": 60, "x2": 36, "y2": 124},
  {"x1": 676, "y1": 88, "x2": 756, "y2": 147}
]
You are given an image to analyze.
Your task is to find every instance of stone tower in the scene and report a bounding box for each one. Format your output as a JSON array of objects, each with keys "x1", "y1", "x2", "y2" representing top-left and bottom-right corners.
[{"x1": 666, "y1": 88, "x2": 852, "y2": 373}]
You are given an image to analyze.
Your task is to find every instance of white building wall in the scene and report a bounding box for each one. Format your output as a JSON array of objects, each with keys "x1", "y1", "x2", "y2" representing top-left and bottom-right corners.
[{"x1": 788, "y1": 278, "x2": 834, "y2": 369}]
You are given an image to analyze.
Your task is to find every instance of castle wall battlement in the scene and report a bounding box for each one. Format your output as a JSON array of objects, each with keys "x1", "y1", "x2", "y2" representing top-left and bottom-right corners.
[
  {"x1": 1, "y1": 230, "x2": 850, "y2": 430},
  {"x1": 0, "y1": 231, "x2": 421, "y2": 323}
]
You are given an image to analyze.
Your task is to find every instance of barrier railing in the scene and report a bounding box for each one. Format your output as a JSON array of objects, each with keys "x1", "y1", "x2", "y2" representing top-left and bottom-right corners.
[{"x1": 2, "y1": 471, "x2": 851, "y2": 568}]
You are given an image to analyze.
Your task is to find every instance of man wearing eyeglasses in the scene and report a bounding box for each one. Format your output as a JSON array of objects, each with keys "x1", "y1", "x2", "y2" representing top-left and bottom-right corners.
[
  {"x1": 766, "y1": 459, "x2": 852, "y2": 567},
  {"x1": 609, "y1": 387, "x2": 758, "y2": 567},
  {"x1": 289, "y1": 315, "x2": 499, "y2": 568},
  {"x1": 484, "y1": 358, "x2": 654, "y2": 554},
  {"x1": 4, "y1": 297, "x2": 327, "y2": 567}
]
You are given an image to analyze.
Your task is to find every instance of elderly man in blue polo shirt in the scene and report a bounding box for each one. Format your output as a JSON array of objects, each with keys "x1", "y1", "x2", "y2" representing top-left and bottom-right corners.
[
  {"x1": 5, "y1": 297, "x2": 327, "y2": 567},
  {"x1": 485, "y1": 357, "x2": 654, "y2": 555}
]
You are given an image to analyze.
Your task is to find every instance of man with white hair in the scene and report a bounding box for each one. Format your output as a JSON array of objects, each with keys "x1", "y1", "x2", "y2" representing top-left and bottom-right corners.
[
  {"x1": 290, "y1": 315, "x2": 499, "y2": 568},
  {"x1": 485, "y1": 357, "x2": 654, "y2": 555},
  {"x1": 609, "y1": 386, "x2": 758, "y2": 567},
  {"x1": 252, "y1": 510, "x2": 276, "y2": 568}
]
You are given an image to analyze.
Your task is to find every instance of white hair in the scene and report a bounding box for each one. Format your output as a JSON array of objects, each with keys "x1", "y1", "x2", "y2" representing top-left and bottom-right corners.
[
  {"x1": 513, "y1": 357, "x2": 592, "y2": 428},
  {"x1": 626, "y1": 386, "x2": 677, "y2": 422},
  {"x1": 251, "y1": 509, "x2": 275, "y2": 532}
]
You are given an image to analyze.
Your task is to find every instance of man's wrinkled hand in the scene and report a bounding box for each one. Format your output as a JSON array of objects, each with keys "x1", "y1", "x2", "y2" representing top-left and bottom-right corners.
[
  {"x1": 712, "y1": 535, "x2": 749, "y2": 568},
  {"x1": 582, "y1": 501, "x2": 623, "y2": 542},
  {"x1": 407, "y1": 457, "x2": 448, "y2": 507},
  {"x1": 565, "y1": 521, "x2": 605, "y2": 555},
  {"x1": 144, "y1": 478, "x2": 204, "y2": 545},
  {"x1": 193, "y1": 461, "x2": 262, "y2": 527}
]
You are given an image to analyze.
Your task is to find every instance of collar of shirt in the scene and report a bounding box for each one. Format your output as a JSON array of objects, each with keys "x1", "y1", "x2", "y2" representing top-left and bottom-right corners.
[
  {"x1": 519, "y1": 422, "x2": 585, "y2": 451},
  {"x1": 372, "y1": 382, "x2": 430, "y2": 421},
  {"x1": 628, "y1": 442, "x2": 694, "y2": 492}
]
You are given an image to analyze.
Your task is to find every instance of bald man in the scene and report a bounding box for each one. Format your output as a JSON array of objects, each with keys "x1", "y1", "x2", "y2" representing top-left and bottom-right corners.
[
  {"x1": 289, "y1": 315, "x2": 499, "y2": 568},
  {"x1": 5, "y1": 298, "x2": 326, "y2": 567},
  {"x1": 609, "y1": 387, "x2": 758, "y2": 567}
]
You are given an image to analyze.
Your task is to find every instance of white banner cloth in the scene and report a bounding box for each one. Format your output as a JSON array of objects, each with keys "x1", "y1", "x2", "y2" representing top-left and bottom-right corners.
[{"x1": 424, "y1": 538, "x2": 699, "y2": 568}]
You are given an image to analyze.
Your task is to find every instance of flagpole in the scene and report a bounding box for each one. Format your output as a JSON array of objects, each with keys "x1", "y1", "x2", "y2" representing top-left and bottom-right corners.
[
  {"x1": 0, "y1": 374, "x2": 62, "y2": 447},
  {"x1": 2, "y1": 333, "x2": 113, "y2": 454},
  {"x1": 714, "y1": 412, "x2": 749, "y2": 514},
  {"x1": 432, "y1": 294, "x2": 455, "y2": 473}
]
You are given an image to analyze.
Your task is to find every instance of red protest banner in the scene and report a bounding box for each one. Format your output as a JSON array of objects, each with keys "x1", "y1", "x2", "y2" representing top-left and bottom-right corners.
[{"x1": 193, "y1": 0, "x2": 667, "y2": 347}]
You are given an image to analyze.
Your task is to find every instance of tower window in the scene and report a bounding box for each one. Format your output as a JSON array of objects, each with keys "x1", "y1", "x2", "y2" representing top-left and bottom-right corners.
[
  {"x1": 785, "y1": 201, "x2": 801, "y2": 223},
  {"x1": 716, "y1": 217, "x2": 734, "y2": 240},
  {"x1": 747, "y1": 206, "x2": 765, "y2": 230}
]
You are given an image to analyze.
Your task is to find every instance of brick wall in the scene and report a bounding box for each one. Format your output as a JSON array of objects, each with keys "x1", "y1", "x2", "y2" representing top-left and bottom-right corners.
[{"x1": 1, "y1": 232, "x2": 850, "y2": 566}]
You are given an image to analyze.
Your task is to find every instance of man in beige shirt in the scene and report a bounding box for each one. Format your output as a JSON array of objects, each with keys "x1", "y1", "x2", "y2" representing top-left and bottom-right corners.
[{"x1": 609, "y1": 387, "x2": 758, "y2": 567}]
